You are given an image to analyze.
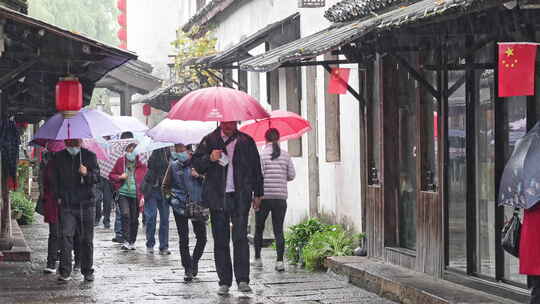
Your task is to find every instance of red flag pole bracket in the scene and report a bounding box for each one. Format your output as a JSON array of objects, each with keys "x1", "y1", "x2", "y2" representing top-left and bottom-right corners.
[{"x1": 322, "y1": 64, "x2": 366, "y2": 110}]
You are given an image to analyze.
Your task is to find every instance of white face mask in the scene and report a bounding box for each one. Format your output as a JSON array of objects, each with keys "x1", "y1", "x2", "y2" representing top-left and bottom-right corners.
[{"x1": 66, "y1": 147, "x2": 81, "y2": 156}]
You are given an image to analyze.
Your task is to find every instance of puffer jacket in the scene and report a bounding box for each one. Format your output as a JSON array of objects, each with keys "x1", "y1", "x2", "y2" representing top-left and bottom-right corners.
[{"x1": 260, "y1": 144, "x2": 296, "y2": 200}]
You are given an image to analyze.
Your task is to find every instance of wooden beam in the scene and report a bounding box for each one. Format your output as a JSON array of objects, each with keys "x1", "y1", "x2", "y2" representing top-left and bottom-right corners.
[
  {"x1": 423, "y1": 63, "x2": 495, "y2": 71},
  {"x1": 390, "y1": 53, "x2": 440, "y2": 100},
  {"x1": 0, "y1": 59, "x2": 38, "y2": 89}
]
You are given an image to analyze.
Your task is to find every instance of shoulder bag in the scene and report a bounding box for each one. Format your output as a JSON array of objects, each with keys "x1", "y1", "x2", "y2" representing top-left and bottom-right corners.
[{"x1": 501, "y1": 209, "x2": 521, "y2": 258}]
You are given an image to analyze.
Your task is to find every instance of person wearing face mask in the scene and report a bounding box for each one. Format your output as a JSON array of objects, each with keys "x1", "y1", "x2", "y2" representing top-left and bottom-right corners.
[
  {"x1": 109, "y1": 143, "x2": 148, "y2": 251},
  {"x1": 162, "y1": 143, "x2": 207, "y2": 282},
  {"x1": 52, "y1": 139, "x2": 100, "y2": 282}
]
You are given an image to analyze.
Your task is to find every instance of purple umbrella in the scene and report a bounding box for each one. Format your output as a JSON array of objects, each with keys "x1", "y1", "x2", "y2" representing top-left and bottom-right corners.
[{"x1": 34, "y1": 109, "x2": 122, "y2": 140}]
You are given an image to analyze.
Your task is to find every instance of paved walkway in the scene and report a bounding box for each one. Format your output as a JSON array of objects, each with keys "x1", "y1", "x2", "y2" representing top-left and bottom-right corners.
[{"x1": 0, "y1": 213, "x2": 394, "y2": 304}]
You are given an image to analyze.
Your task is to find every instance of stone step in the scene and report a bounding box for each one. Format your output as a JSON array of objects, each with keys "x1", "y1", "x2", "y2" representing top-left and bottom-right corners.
[{"x1": 326, "y1": 256, "x2": 525, "y2": 304}]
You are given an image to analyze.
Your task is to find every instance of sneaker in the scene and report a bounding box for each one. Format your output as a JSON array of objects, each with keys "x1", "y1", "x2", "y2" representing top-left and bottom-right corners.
[
  {"x1": 192, "y1": 262, "x2": 199, "y2": 277},
  {"x1": 57, "y1": 275, "x2": 71, "y2": 282},
  {"x1": 238, "y1": 282, "x2": 252, "y2": 293},
  {"x1": 159, "y1": 249, "x2": 171, "y2": 255},
  {"x1": 217, "y1": 285, "x2": 230, "y2": 296},
  {"x1": 43, "y1": 267, "x2": 56, "y2": 274},
  {"x1": 129, "y1": 243, "x2": 136, "y2": 250},
  {"x1": 73, "y1": 265, "x2": 81, "y2": 273},
  {"x1": 121, "y1": 242, "x2": 130, "y2": 250},
  {"x1": 275, "y1": 261, "x2": 285, "y2": 272},
  {"x1": 112, "y1": 237, "x2": 124, "y2": 243},
  {"x1": 184, "y1": 269, "x2": 193, "y2": 282},
  {"x1": 84, "y1": 273, "x2": 95, "y2": 282},
  {"x1": 146, "y1": 247, "x2": 154, "y2": 254},
  {"x1": 252, "y1": 258, "x2": 263, "y2": 268}
]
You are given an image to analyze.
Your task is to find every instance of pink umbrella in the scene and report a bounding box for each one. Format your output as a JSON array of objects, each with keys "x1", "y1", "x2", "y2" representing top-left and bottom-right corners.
[
  {"x1": 239, "y1": 110, "x2": 312, "y2": 146},
  {"x1": 168, "y1": 87, "x2": 270, "y2": 122},
  {"x1": 31, "y1": 139, "x2": 109, "y2": 160}
]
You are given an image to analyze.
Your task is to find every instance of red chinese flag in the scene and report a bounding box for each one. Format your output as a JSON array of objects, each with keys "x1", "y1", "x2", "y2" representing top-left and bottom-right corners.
[
  {"x1": 498, "y1": 42, "x2": 538, "y2": 97},
  {"x1": 328, "y1": 67, "x2": 351, "y2": 94}
]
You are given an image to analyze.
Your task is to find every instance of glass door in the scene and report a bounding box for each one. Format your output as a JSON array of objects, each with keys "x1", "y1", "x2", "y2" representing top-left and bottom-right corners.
[{"x1": 447, "y1": 71, "x2": 467, "y2": 271}]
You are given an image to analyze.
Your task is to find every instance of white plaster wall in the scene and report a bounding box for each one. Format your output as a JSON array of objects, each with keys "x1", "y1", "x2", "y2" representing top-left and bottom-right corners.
[{"x1": 181, "y1": 0, "x2": 363, "y2": 232}]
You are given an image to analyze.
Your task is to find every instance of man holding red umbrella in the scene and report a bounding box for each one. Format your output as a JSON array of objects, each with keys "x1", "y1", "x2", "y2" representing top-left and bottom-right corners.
[{"x1": 192, "y1": 121, "x2": 264, "y2": 295}]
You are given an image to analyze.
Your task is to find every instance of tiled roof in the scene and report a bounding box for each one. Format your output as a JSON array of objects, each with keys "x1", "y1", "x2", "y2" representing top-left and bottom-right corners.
[
  {"x1": 324, "y1": 0, "x2": 407, "y2": 23},
  {"x1": 241, "y1": 0, "x2": 497, "y2": 72},
  {"x1": 182, "y1": 0, "x2": 242, "y2": 35}
]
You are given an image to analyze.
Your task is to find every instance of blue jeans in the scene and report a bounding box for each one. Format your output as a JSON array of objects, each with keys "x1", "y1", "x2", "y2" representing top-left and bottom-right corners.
[
  {"x1": 114, "y1": 200, "x2": 124, "y2": 240},
  {"x1": 144, "y1": 191, "x2": 170, "y2": 250}
]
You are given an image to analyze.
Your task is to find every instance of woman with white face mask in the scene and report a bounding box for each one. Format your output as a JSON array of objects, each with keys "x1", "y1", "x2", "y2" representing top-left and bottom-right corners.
[
  {"x1": 109, "y1": 143, "x2": 148, "y2": 250},
  {"x1": 162, "y1": 143, "x2": 207, "y2": 282}
]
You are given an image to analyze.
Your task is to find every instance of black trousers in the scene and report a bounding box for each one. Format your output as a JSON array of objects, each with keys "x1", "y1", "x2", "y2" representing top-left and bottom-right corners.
[
  {"x1": 59, "y1": 206, "x2": 95, "y2": 277},
  {"x1": 96, "y1": 180, "x2": 112, "y2": 226},
  {"x1": 173, "y1": 213, "x2": 207, "y2": 271},
  {"x1": 529, "y1": 276, "x2": 540, "y2": 304},
  {"x1": 254, "y1": 199, "x2": 287, "y2": 261},
  {"x1": 210, "y1": 194, "x2": 250, "y2": 286},
  {"x1": 46, "y1": 222, "x2": 60, "y2": 268},
  {"x1": 119, "y1": 195, "x2": 139, "y2": 244}
]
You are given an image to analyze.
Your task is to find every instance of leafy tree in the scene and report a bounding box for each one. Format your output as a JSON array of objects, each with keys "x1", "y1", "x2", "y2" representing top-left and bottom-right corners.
[
  {"x1": 28, "y1": 0, "x2": 119, "y2": 45},
  {"x1": 28, "y1": 0, "x2": 119, "y2": 111},
  {"x1": 171, "y1": 27, "x2": 219, "y2": 87}
]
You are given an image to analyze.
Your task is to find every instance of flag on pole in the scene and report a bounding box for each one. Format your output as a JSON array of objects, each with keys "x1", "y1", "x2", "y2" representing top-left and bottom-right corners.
[
  {"x1": 498, "y1": 42, "x2": 538, "y2": 97},
  {"x1": 328, "y1": 67, "x2": 351, "y2": 94}
]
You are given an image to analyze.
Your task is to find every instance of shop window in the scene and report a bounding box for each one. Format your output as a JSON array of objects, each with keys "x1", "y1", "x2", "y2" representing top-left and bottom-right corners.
[
  {"x1": 286, "y1": 67, "x2": 302, "y2": 157},
  {"x1": 418, "y1": 49, "x2": 439, "y2": 192},
  {"x1": 367, "y1": 58, "x2": 381, "y2": 184},
  {"x1": 324, "y1": 53, "x2": 340, "y2": 162}
]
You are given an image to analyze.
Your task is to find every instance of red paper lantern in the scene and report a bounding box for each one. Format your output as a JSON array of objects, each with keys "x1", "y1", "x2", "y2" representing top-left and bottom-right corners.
[
  {"x1": 143, "y1": 104, "x2": 152, "y2": 116},
  {"x1": 117, "y1": 13, "x2": 127, "y2": 27},
  {"x1": 56, "y1": 77, "x2": 83, "y2": 118},
  {"x1": 117, "y1": 0, "x2": 126, "y2": 11}
]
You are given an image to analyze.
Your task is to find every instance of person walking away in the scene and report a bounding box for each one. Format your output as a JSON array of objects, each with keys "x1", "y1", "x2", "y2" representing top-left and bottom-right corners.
[
  {"x1": 193, "y1": 121, "x2": 264, "y2": 295},
  {"x1": 142, "y1": 147, "x2": 171, "y2": 255},
  {"x1": 520, "y1": 204, "x2": 540, "y2": 304},
  {"x1": 40, "y1": 151, "x2": 60, "y2": 274},
  {"x1": 163, "y1": 143, "x2": 207, "y2": 282},
  {"x1": 94, "y1": 176, "x2": 112, "y2": 228},
  {"x1": 53, "y1": 139, "x2": 100, "y2": 282},
  {"x1": 253, "y1": 129, "x2": 295, "y2": 272},
  {"x1": 109, "y1": 143, "x2": 147, "y2": 251}
]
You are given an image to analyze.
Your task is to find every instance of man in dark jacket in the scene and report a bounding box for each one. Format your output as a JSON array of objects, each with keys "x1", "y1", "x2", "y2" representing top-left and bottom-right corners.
[
  {"x1": 192, "y1": 121, "x2": 263, "y2": 295},
  {"x1": 53, "y1": 139, "x2": 100, "y2": 282}
]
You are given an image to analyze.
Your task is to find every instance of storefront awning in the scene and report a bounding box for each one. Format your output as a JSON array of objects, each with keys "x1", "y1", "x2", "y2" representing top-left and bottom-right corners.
[
  {"x1": 209, "y1": 13, "x2": 300, "y2": 68},
  {"x1": 131, "y1": 81, "x2": 201, "y2": 112},
  {"x1": 0, "y1": 6, "x2": 137, "y2": 122},
  {"x1": 240, "y1": 0, "x2": 489, "y2": 72}
]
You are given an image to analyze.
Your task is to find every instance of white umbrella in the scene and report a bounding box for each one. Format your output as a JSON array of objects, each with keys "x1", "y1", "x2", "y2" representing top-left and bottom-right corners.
[
  {"x1": 146, "y1": 119, "x2": 215, "y2": 145},
  {"x1": 111, "y1": 116, "x2": 149, "y2": 133}
]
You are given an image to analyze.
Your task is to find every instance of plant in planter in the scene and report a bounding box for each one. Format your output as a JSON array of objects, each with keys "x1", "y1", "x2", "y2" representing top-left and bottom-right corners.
[
  {"x1": 301, "y1": 225, "x2": 357, "y2": 271},
  {"x1": 285, "y1": 218, "x2": 330, "y2": 265},
  {"x1": 10, "y1": 190, "x2": 35, "y2": 225}
]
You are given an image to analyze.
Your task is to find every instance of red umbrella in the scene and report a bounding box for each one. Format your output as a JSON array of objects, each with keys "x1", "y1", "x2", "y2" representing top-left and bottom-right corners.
[
  {"x1": 168, "y1": 87, "x2": 270, "y2": 122},
  {"x1": 239, "y1": 110, "x2": 312, "y2": 146}
]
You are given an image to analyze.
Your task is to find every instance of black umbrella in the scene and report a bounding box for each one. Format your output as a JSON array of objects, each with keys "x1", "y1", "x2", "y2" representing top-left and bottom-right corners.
[{"x1": 499, "y1": 122, "x2": 540, "y2": 209}]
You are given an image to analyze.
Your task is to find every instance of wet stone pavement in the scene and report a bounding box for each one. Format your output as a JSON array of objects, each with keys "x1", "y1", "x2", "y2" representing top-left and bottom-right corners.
[{"x1": 0, "y1": 213, "x2": 395, "y2": 304}]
